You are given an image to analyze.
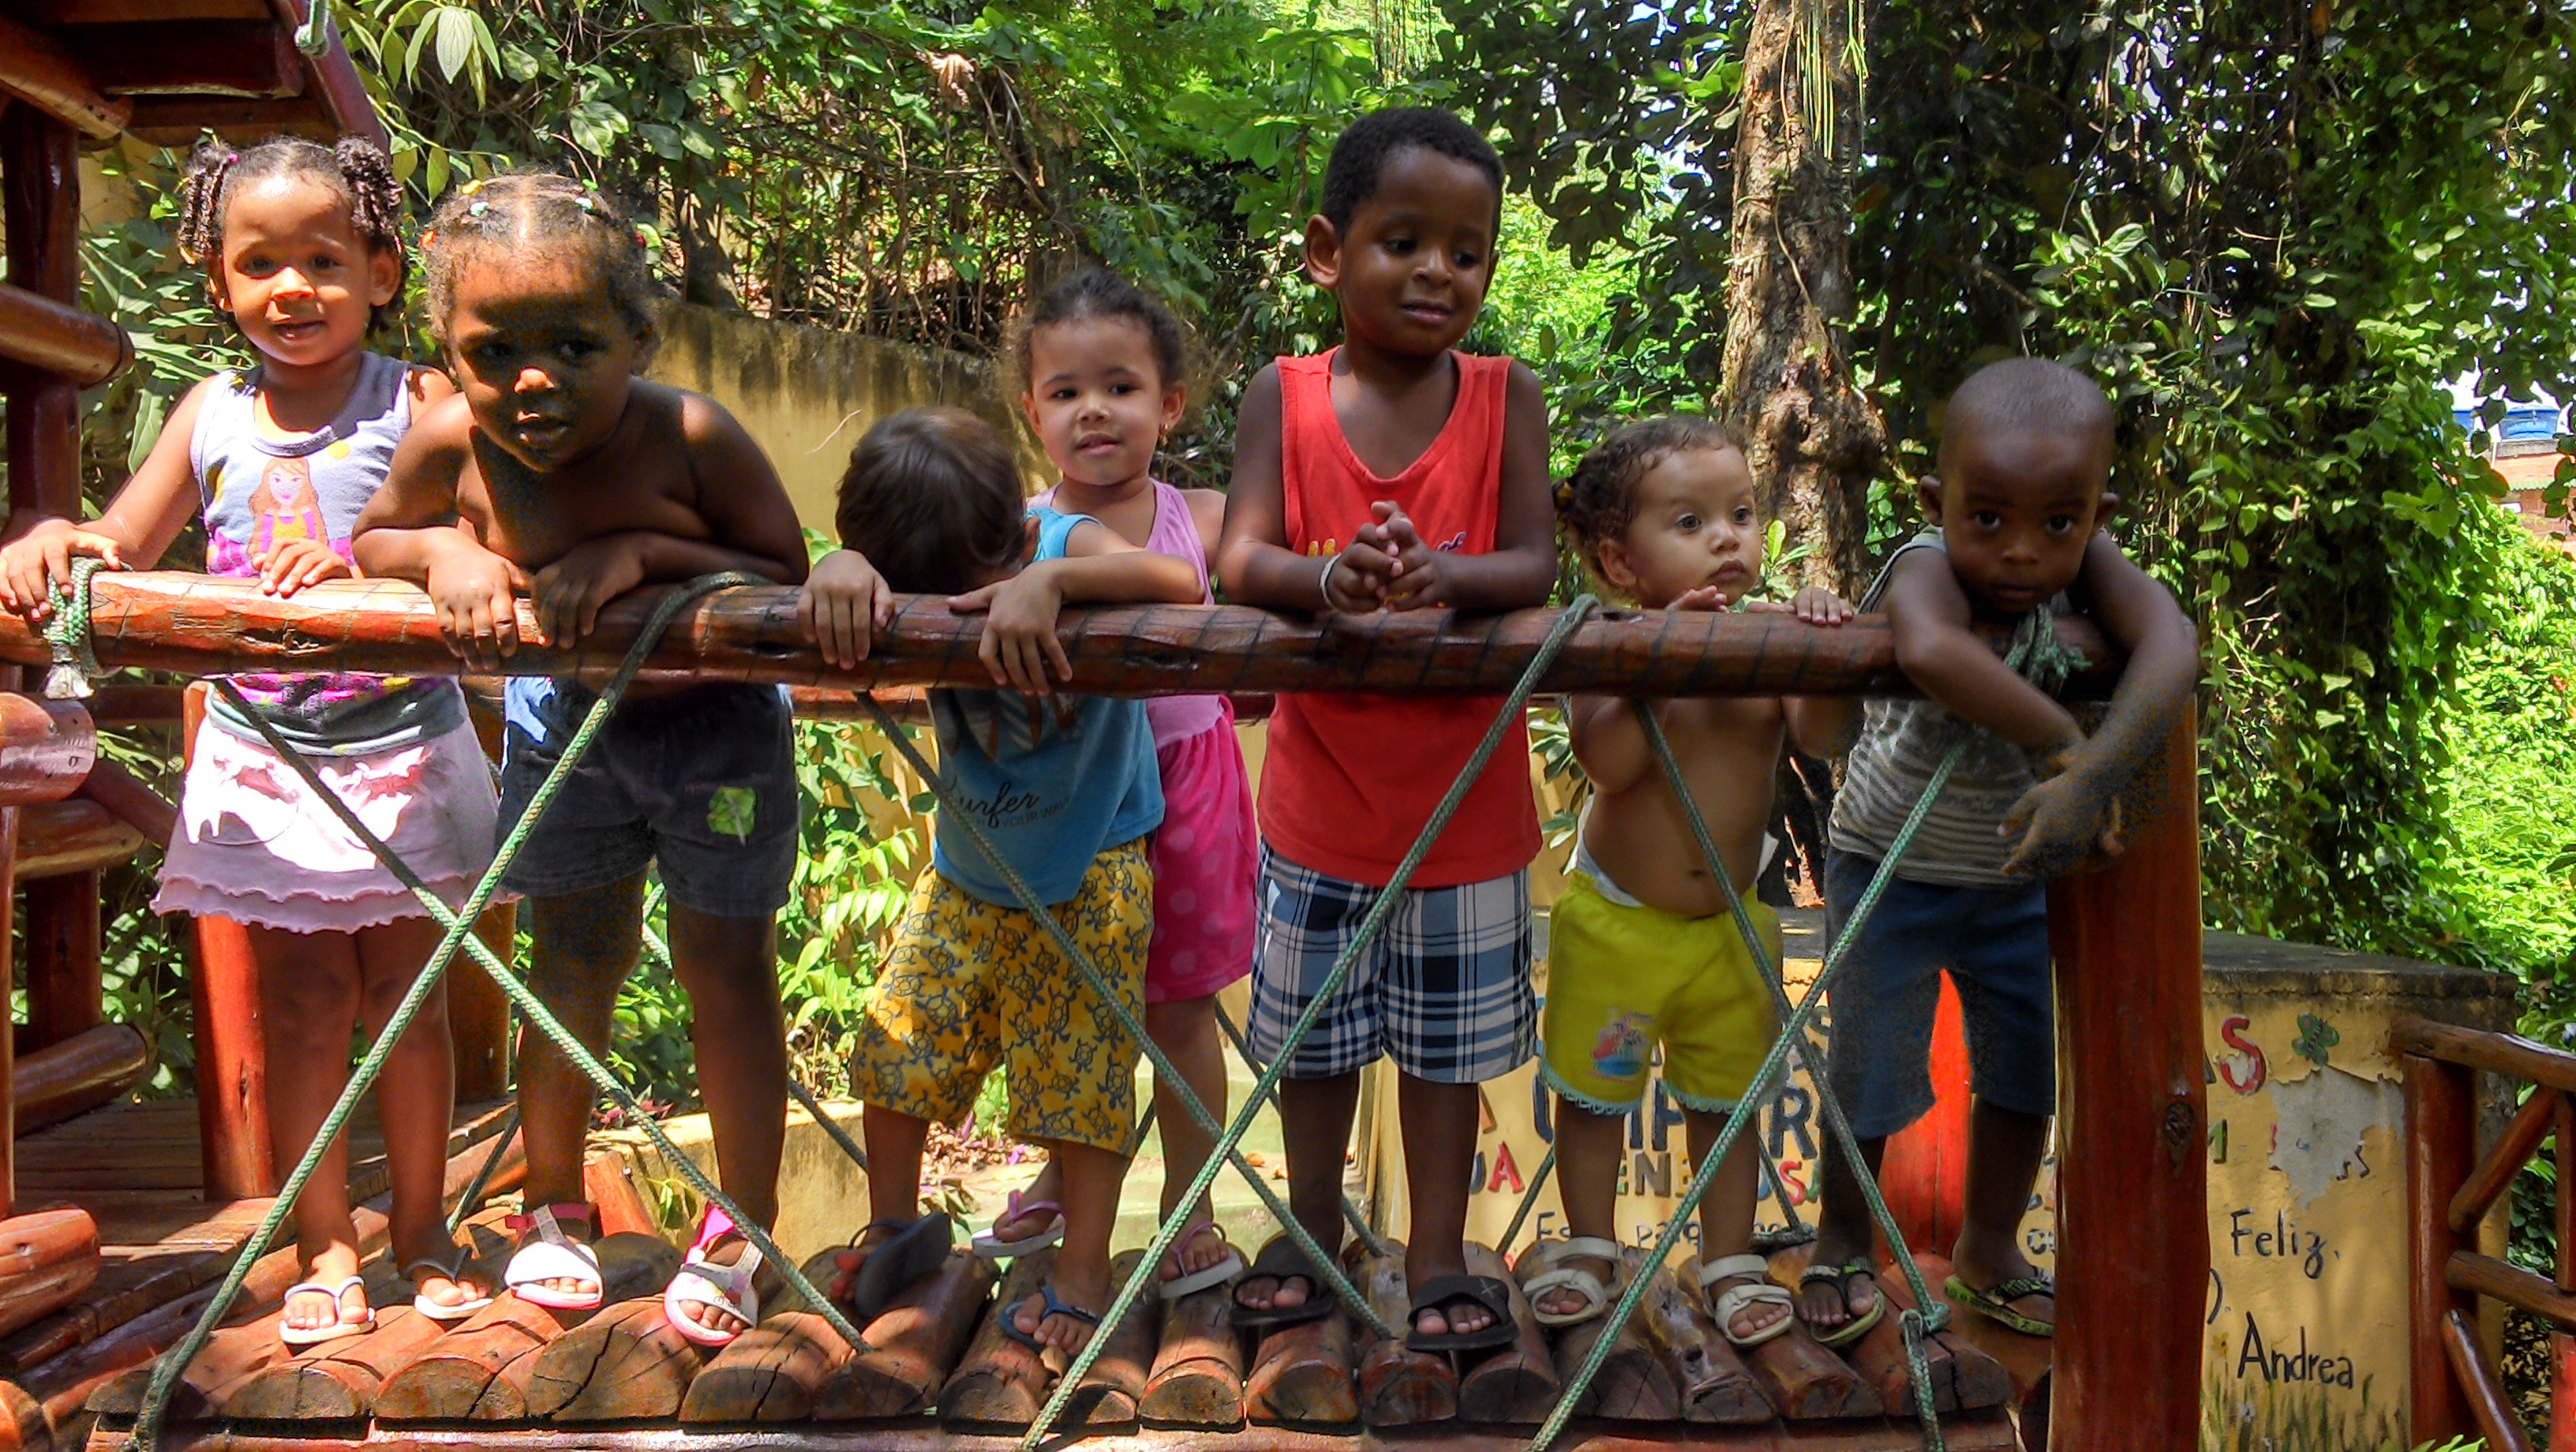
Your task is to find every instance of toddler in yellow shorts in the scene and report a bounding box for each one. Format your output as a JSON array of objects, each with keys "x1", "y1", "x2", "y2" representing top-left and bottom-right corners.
[
  {"x1": 803, "y1": 408, "x2": 1208, "y2": 1363},
  {"x1": 850, "y1": 840, "x2": 1150, "y2": 1156},
  {"x1": 1516, "y1": 415, "x2": 1853, "y2": 1352},
  {"x1": 1541, "y1": 844, "x2": 1781, "y2": 1117}
]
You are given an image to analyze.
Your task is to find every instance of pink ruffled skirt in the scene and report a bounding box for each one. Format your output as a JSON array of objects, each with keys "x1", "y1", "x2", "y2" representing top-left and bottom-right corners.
[
  {"x1": 1146, "y1": 709, "x2": 1258, "y2": 1004},
  {"x1": 153, "y1": 717, "x2": 501, "y2": 934}
]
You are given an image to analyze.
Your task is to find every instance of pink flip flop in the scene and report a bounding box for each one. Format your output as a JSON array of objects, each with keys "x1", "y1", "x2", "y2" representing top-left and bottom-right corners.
[{"x1": 969, "y1": 1190, "x2": 1065, "y2": 1259}]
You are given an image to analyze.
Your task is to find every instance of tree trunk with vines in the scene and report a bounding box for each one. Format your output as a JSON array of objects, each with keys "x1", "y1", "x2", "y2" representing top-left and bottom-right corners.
[{"x1": 1719, "y1": 0, "x2": 1886, "y2": 595}]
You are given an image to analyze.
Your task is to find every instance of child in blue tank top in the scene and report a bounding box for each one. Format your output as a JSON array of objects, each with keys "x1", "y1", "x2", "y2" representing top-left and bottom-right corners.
[{"x1": 799, "y1": 406, "x2": 1203, "y2": 1363}]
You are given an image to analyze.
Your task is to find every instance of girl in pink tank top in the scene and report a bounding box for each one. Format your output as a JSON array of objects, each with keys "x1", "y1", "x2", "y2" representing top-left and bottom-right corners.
[{"x1": 980, "y1": 269, "x2": 1256, "y2": 1299}]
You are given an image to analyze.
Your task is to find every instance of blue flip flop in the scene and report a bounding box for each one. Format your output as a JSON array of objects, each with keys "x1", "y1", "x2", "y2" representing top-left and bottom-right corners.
[{"x1": 1000, "y1": 1282, "x2": 1102, "y2": 1353}]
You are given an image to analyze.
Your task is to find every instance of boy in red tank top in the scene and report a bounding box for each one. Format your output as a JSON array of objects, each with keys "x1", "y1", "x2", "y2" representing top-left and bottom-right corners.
[{"x1": 1216, "y1": 107, "x2": 1557, "y2": 1351}]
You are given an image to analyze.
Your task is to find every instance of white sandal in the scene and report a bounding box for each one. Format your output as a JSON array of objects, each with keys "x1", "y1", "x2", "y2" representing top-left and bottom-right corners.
[
  {"x1": 1699, "y1": 1253, "x2": 1796, "y2": 1349},
  {"x1": 1516, "y1": 1235, "x2": 1623, "y2": 1327},
  {"x1": 665, "y1": 1206, "x2": 764, "y2": 1349},
  {"x1": 406, "y1": 1248, "x2": 495, "y2": 1324},
  {"x1": 504, "y1": 1203, "x2": 603, "y2": 1312},
  {"x1": 1158, "y1": 1221, "x2": 1246, "y2": 1301},
  {"x1": 279, "y1": 1275, "x2": 374, "y2": 1348}
]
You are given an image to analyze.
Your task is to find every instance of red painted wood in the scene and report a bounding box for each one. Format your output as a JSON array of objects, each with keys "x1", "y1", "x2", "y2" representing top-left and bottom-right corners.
[
  {"x1": 0, "y1": 695, "x2": 95, "y2": 807},
  {"x1": 2556, "y1": 1095, "x2": 2576, "y2": 1452},
  {"x1": 2404, "y1": 1051, "x2": 2478, "y2": 1445},
  {"x1": 182, "y1": 683, "x2": 275, "y2": 1199},
  {"x1": 2044, "y1": 711, "x2": 2205, "y2": 1452},
  {"x1": 1878, "y1": 975, "x2": 1968, "y2": 1254},
  {"x1": 0, "y1": 783, "x2": 21, "y2": 1211}
]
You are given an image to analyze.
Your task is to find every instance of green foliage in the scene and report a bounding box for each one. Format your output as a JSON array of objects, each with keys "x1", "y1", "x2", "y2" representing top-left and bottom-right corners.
[{"x1": 1442, "y1": 0, "x2": 2576, "y2": 969}]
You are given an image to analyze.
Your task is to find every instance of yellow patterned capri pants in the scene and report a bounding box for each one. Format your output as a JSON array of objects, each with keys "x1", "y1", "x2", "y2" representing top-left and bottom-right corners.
[{"x1": 847, "y1": 840, "x2": 1150, "y2": 1153}]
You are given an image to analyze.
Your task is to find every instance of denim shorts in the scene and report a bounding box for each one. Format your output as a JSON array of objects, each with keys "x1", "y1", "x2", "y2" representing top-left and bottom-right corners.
[
  {"x1": 1246, "y1": 847, "x2": 1534, "y2": 1083},
  {"x1": 496, "y1": 679, "x2": 799, "y2": 919},
  {"x1": 1822, "y1": 850, "x2": 2054, "y2": 1139}
]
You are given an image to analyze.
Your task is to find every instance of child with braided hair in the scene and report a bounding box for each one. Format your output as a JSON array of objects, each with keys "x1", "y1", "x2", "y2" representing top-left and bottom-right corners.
[
  {"x1": 0, "y1": 136, "x2": 493, "y2": 1347},
  {"x1": 354, "y1": 170, "x2": 814, "y2": 1349}
]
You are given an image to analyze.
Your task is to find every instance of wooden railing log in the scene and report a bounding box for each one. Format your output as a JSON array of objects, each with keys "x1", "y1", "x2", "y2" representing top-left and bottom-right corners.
[
  {"x1": 934, "y1": 1251, "x2": 1055, "y2": 1429},
  {"x1": 0, "y1": 1207, "x2": 95, "y2": 1343},
  {"x1": 15, "y1": 1022, "x2": 152, "y2": 1133},
  {"x1": 1243, "y1": 1308, "x2": 1357, "y2": 1428},
  {"x1": 1067, "y1": 1250, "x2": 1159, "y2": 1428},
  {"x1": 0, "y1": 15, "x2": 130, "y2": 138},
  {"x1": 677, "y1": 1311, "x2": 852, "y2": 1424},
  {"x1": 522, "y1": 1297, "x2": 709, "y2": 1422},
  {"x1": 2441, "y1": 1306, "x2": 2535, "y2": 1452},
  {"x1": 1138, "y1": 1274, "x2": 1244, "y2": 1428},
  {"x1": 0, "y1": 573, "x2": 2122, "y2": 701},
  {"x1": 2453, "y1": 1088, "x2": 2564, "y2": 1237}
]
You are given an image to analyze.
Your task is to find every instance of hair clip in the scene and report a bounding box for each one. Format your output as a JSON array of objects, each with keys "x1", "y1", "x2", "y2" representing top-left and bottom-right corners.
[
  {"x1": 417, "y1": 227, "x2": 437, "y2": 248},
  {"x1": 467, "y1": 200, "x2": 489, "y2": 217},
  {"x1": 459, "y1": 178, "x2": 486, "y2": 196},
  {"x1": 572, "y1": 196, "x2": 595, "y2": 214}
]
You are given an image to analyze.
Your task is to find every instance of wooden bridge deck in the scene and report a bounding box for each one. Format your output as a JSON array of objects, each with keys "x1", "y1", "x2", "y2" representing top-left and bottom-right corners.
[
  {"x1": 0, "y1": 1098, "x2": 516, "y2": 1452},
  {"x1": 73, "y1": 1233, "x2": 2044, "y2": 1452}
]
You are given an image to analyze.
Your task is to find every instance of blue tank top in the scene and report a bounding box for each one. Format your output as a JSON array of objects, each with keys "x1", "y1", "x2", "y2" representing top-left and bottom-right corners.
[
  {"x1": 190, "y1": 354, "x2": 464, "y2": 754},
  {"x1": 927, "y1": 507, "x2": 1163, "y2": 906}
]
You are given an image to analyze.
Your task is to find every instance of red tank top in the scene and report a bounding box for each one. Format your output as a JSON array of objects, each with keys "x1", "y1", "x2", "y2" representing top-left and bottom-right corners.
[{"x1": 1260, "y1": 349, "x2": 1540, "y2": 888}]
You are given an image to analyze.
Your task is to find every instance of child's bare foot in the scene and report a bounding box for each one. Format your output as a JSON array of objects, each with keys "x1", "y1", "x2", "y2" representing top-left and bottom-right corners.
[
  {"x1": 1405, "y1": 1245, "x2": 1492, "y2": 1339},
  {"x1": 1794, "y1": 1257, "x2": 1879, "y2": 1338},
  {"x1": 283, "y1": 1247, "x2": 367, "y2": 1337},
  {"x1": 1949, "y1": 1239, "x2": 2054, "y2": 1334},
  {"x1": 1159, "y1": 1220, "x2": 1237, "y2": 1286},
  {"x1": 392, "y1": 1231, "x2": 481, "y2": 1313},
  {"x1": 672, "y1": 1232, "x2": 757, "y2": 1338},
  {"x1": 1011, "y1": 1263, "x2": 1108, "y2": 1360}
]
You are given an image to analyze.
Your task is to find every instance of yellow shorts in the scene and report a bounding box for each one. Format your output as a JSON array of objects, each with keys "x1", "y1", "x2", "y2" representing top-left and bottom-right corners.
[
  {"x1": 1540, "y1": 870, "x2": 1780, "y2": 1113},
  {"x1": 846, "y1": 840, "x2": 1150, "y2": 1153}
]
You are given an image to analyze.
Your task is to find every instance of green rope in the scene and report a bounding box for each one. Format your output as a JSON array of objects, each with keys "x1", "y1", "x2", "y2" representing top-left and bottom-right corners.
[
  {"x1": 39, "y1": 557, "x2": 102, "y2": 700},
  {"x1": 129, "y1": 574, "x2": 874, "y2": 1452},
  {"x1": 444, "y1": 1106, "x2": 521, "y2": 1239},
  {"x1": 1209, "y1": 998, "x2": 1389, "y2": 1260},
  {"x1": 858, "y1": 595, "x2": 1596, "y2": 1448}
]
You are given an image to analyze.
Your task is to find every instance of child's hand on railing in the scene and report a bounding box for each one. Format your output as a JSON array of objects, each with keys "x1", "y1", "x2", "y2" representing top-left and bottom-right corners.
[
  {"x1": 951, "y1": 564, "x2": 1073, "y2": 695},
  {"x1": 2001, "y1": 743, "x2": 2127, "y2": 878},
  {"x1": 253, "y1": 538, "x2": 350, "y2": 598},
  {"x1": 0, "y1": 518, "x2": 126, "y2": 621},
  {"x1": 799, "y1": 548, "x2": 893, "y2": 669}
]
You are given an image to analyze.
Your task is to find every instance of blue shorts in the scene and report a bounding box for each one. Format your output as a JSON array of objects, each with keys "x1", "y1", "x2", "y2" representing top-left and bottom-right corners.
[
  {"x1": 1246, "y1": 848, "x2": 1533, "y2": 1083},
  {"x1": 496, "y1": 679, "x2": 799, "y2": 919},
  {"x1": 1822, "y1": 850, "x2": 2053, "y2": 1139}
]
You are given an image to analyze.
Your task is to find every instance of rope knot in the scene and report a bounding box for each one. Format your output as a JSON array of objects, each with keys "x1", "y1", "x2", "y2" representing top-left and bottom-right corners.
[{"x1": 41, "y1": 558, "x2": 103, "y2": 701}]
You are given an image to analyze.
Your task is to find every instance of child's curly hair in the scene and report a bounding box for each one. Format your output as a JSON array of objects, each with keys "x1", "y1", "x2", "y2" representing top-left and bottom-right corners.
[
  {"x1": 1559, "y1": 415, "x2": 1747, "y2": 576},
  {"x1": 174, "y1": 135, "x2": 406, "y2": 335},
  {"x1": 837, "y1": 407, "x2": 1026, "y2": 598},
  {"x1": 1005, "y1": 267, "x2": 1200, "y2": 409},
  {"x1": 418, "y1": 171, "x2": 659, "y2": 364}
]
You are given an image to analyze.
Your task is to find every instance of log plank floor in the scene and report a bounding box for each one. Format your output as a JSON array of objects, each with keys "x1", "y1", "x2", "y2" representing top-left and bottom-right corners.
[
  {"x1": 0, "y1": 1097, "x2": 515, "y2": 1452},
  {"x1": 76, "y1": 1235, "x2": 2026, "y2": 1452}
]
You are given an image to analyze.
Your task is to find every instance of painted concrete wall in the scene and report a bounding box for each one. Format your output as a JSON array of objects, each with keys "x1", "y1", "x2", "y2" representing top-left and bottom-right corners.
[{"x1": 644, "y1": 303, "x2": 1037, "y2": 537}]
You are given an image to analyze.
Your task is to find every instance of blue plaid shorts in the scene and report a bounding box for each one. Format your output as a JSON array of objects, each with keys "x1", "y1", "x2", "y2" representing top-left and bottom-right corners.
[{"x1": 1245, "y1": 847, "x2": 1534, "y2": 1083}]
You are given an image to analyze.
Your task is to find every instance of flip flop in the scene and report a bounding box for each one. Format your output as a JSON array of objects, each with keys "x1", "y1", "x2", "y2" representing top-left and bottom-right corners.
[
  {"x1": 970, "y1": 1191, "x2": 1065, "y2": 1259},
  {"x1": 1697, "y1": 1253, "x2": 1795, "y2": 1349},
  {"x1": 1402, "y1": 1273, "x2": 1519, "y2": 1353},
  {"x1": 1515, "y1": 1235, "x2": 1622, "y2": 1327},
  {"x1": 999, "y1": 1282, "x2": 1102, "y2": 1353},
  {"x1": 1946, "y1": 1273, "x2": 2056, "y2": 1338},
  {"x1": 841, "y1": 1213, "x2": 954, "y2": 1323},
  {"x1": 504, "y1": 1203, "x2": 603, "y2": 1312},
  {"x1": 1797, "y1": 1259, "x2": 1883, "y2": 1349},
  {"x1": 1159, "y1": 1220, "x2": 1245, "y2": 1301},
  {"x1": 403, "y1": 1248, "x2": 494, "y2": 1325},
  {"x1": 1230, "y1": 1233, "x2": 1335, "y2": 1329},
  {"x1": 279, "y1": 1275, "x2": 374, "y2": 1349},
  {"x1": 665, "y1": 1204, "x2": 766, "y2": 1349}
]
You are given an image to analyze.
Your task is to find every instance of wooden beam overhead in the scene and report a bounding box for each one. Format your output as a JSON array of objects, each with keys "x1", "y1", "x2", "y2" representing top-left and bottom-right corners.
[
  {"x1": 14, "y1": 1, "x2": 271, "y2": 23},
  {"x1": 0, "y1": 13, "x2": 131, "y2": 140},
  {"x1": 122, "y1": 95, "x2": 335, "y2": 147},
  {"x1": 69, "y1": 22, "x2": 304, "y2": 99}
]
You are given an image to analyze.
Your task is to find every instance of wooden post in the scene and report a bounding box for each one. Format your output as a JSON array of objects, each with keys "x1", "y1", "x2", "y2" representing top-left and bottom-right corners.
[
  {"x1": 5, "y1": 100, "x2": 82, "y2": 521},
  {"x1": 0, "y1": 793, "x2": 18, "y2": 1213},
  {"x1": 182, "y1": 683, "x2": 275, "y2": 1199},
  {"x1": 22, "y1": 870, "x2": 100, "y2": 1049},
  {"x1": 2046, "y1": 709, "x2": 2207, "y2": 1452},
  {"x1": 2403, "y1": 1050, "x2": 2477, "y2": 1443},
  {"x1": 2555, "y1": 1094, "x2": 2576, "y2": 1452},
  {"x1": 452, "y1": 705, "x2": 513, "y2": 1102}
]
